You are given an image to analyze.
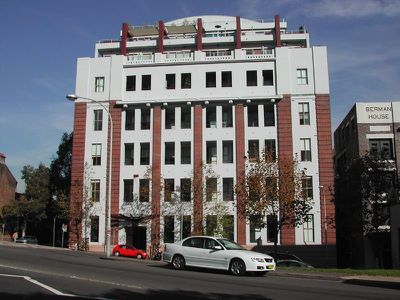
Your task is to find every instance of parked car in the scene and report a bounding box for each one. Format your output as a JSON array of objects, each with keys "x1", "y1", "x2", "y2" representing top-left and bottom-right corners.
[
  {"x1": 15, "y1": 236, "x2": 38, "y2": 245},
  {"x1": 112, "y1": 244, "x2": 147, "y2": 259},
  {"x1": 163, "y1": 236, "x2": 275, "y2": 276},
  {"x1": 267, "y1": 252, "x2": 303, "y2": 262},
  {"x1": 276, "y1": 259, "x2": 314, "y2": 268}
]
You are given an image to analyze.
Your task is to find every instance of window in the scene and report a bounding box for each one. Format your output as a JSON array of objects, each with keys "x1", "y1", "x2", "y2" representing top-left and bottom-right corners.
[
  {"x1": 262, "y1": 70, "x2": 273, "y2": 86},
  {"x1": 264, "y1": 139, "x2": 276, "y2": 160},
  {"x1": 140, "y1": 143, "x2": 150, "y2": 165},
  {"x1": 303, "y1": 214, "x2": 315, "y2": 243},
  {"x1": 181, "y1": 142, "x2": 191, "y2": 164},
  {"x1": 206, "y1": 141, "x2": 217, "y2": 164},
  {"x1": 223, "y1": 140, "x2": 233, "y2": 163},
  {"x1": 222, "y1": 215, "x2": 234, "y2": 240},
  {"x1": 165, "y1": 107, "x2": 175, "y2": 129},
  {"x1": 206, "y1": 106, "x2": 217, "y2": 128},
  {"x1": 181, "y1": 106, "x2": 191, "y2": 129},
  {"x1": 223, "y1": 178, "x2": 234, "y2": 201},
  {"x1": 181, "y1": 215, "x2": 191, "y2": 239},
  {"x1": 206, "y1": 72, "x2": 216, "y2": 88},
  {"x1": 267, "y1": 215, "x2": 277, "y2": 243},
  {"x1": 248, "y1": 140, "x2": 259, "y2": 162},
  {"x1": 297, "y1": 68, "x2": 308, "y2": 85},
  {"x1": 248, "y1": 105, "x2": 259, "y2": 127},
  {"x1": 126, "y1": 75, "x2": 136, "y2": 91},
  {"x1": 182, "y1": 237, "x2": 203, "y2": 248},
  {"x1": 302, "y1": 176, "x2": 313, "y2": 199},
  {"x1": 222, "y1": 106, "x2": 233, "y2": 127},
  {"x1": 246, "y1": 70, "x2": 257, "y2": 86},
  {"x1": 165, "y1": 142, "x2": 175, "y2": 165},
  {"x1": 300, "y1": 138, "x2": 312, "y2": 161},
  {"x1": 91, "y1": 144, "x2": 101, "y2": 166},
  {"x1": 222, "y1": 71, "x2": 232, "y2": 87},
  {"x1": 180, "y1": 179, "x2": 191, "y2": 202},
  {"x1": 93, "y1": 110, "x2": 103, "y2": 131},
  {"x1": 142, "y1": 75, "x2": 151, "y2": 90},
  {"x1": 166, "y1": 74, "x2": 175, "y2": 89},
  {"x1": 181, "y1": 73, "x2": 191, "y2": 89},
  {"x1": 264, "y1": 104, "x2": 275, "y2": 126},
  {"x1": 91, "y1": 180, "x2": 100, "y2": 202},
  {"x1": 164, "y1": 216, "x2": 175, "y2": 243},
  {"x1": 90, "y1": 216, "x2": 99, "y2": 242},
  {"x1": 250, "y1": 216, "x2": 262, "y2": 243},
  {"x1": 369, "y1": 139, "x2": 393, "y2": 160},
  {"x1": 164, "y1": 179, "x2": 174, "y2": 202},
  {"x1": 139, "y1": 179, "x2": 149, "y2": 202},
  {"x1": 124, "y1": 179, "x2": 134, "y2": 202},
  {"x1": 206, "y1": 178, "x2": 217, "y2": 201},
  {"x1": 125, "y1": 110, "x2": 135, "y2": 130},
  {"x1": 95, "y1": 77, "x2": 104, "y2": 93},
  {"x1": 206, "y1": 215, "x2": 217, "y2": 236},
  {"x1": 124, "y1": 143, "x2": 134, "y2": 165},
  {"x1": 299, "y1": 103, "x2": 310, "y2": 125},
  {"x1": 141, "y1": 108, "x2": 150, "y2": 130}
]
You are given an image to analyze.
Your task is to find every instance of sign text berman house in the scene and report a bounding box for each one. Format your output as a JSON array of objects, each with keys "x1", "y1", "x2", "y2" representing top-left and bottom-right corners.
[
  {"x1": 356, "y1": 103, "x2": 398, "y2": 124},
  {"x1": 365, "y1": 105, "x2": 392, "y2": 120}
]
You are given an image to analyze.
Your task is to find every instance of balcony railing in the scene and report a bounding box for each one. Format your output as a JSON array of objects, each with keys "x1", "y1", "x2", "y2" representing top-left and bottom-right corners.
[
  {"x1": 165, "y1": 51, "x2": 193, "y2": 63},
  {"x1": 125, "y1": 53, "x2": 154, "y2": 65},
  {"x1": 245, "y1": 48, "x2": 274, "y2": 59}
]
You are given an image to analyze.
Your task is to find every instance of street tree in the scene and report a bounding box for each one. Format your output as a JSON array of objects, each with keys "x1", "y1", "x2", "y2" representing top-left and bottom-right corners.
[{"x1": 236, "y1": 151, "x2": 313, "y2": 253}]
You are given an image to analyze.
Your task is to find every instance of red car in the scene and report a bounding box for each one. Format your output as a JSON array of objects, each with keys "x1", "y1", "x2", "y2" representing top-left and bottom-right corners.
[{"x1": 112, "y1": 244, "x2": 147, "y2": 259}]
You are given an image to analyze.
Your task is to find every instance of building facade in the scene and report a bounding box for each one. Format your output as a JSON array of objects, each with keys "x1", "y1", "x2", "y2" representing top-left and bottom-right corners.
[
  {"x1": 334, "y1": 102, "x2": 400, "y2": 268},
  {"x1": 0, "y1": 153, "x2": 17, "y2": 212},
  {"x1": 69, "y1": 15, "x2": 335, "y2": 259}
]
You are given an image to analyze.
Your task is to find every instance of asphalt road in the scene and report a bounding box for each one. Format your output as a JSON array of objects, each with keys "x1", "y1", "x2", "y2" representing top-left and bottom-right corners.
[{"x1": 0, "y1": 242, "x2": 399, "y2": 300}]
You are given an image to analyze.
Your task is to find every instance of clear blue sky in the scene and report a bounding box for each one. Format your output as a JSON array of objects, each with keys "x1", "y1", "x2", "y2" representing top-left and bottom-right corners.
[{"x1": 1, "y1": 0, "x2": 399, "y2": 192}]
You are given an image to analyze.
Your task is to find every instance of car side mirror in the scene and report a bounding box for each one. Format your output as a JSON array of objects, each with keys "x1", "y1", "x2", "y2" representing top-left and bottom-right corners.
[{"x1": 213, "y1": 245, "x2": 222, "y2": 250}]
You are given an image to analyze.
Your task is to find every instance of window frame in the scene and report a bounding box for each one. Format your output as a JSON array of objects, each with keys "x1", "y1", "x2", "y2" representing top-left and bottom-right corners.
[
  {"x1": 93, "y1": 109, "x2": 103, "y2": 131},
  {"x1": 95, "y1": 77, "x2": 105, "y2": 93}
]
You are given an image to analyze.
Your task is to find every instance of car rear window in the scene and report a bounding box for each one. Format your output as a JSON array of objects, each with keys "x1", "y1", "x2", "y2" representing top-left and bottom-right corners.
[{"x1": 182, "y1": 237, "x2": 203, "y2": 248}]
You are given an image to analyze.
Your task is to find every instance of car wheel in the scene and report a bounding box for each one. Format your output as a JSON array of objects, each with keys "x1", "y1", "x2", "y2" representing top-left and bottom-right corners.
[
  {"x1": 171, "y1": 255, "x2": 185, "y2": 270},
  {"x1": 114, "y1": 251, "x2": 120, "y2": 257},
  {"x1": 229, "y1": 259, "x2": 246, "y2": 276},
  {"x1": 136, "y1": 254, "x2": 142, "y2": 259}
]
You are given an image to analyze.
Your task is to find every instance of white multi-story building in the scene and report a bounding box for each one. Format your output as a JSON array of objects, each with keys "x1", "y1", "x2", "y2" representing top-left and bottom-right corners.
[{"x1": 69, "y1": 15, "x2": 335, "y2": 259}]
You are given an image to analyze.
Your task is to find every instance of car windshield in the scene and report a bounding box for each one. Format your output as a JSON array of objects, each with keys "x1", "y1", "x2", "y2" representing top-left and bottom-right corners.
[{"x1": 217, "y1": 239, "x2": 245, "y2": 250}]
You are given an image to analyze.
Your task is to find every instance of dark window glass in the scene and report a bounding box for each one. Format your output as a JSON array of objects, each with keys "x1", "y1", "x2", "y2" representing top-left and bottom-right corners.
[
  {"x1": 206, "y1": 215, "x2": 217, "y2": 236},
  {"x1": 222, "y1": 106, "x2": 233, "y2": 127},
  {"x1": 223, "y1": 178, "x2": 234, "y2": 201},
  {"x1": 182, "y1": 237, "x2": 203, "y2": 248},
  {"x1": 206, "y1": 141, "x2": 217, "y2": 164},
  {"x1": 140, "y1": 143, "x2": 150, "y2": 165},
  {"x1": 206, "y1": 72, "x2": 216, "y2": 88},
  {"x1": 92, "y1": 144, "x2": 101, "y2": 166},
  {"x1": 164, "y1": 216, "x2": 175, "y2": 243},
  {"x1": 124, "y1": 179, "x2": 133, "y2": 202},
  {"x1": 206, "y1": 106, "x2": 217, "y2": 128},
  {"x1": 182, "y1": 215, "x2": 191, "y2": 239},
  {"x1": 165, "y1": 142, "x2": 175, "y2": 165},
  {"x1": 247, "y1": 70, "x2": 257, "y2": 86},
  {"x1": 126, "y1": 75, "x2": 136, "y2": 91},
  {"x1": 91, "y1": 180, "x2": 100, "y2": 202},
  {"x1": 181, "y1": 142, "x2": 191, "y2": 164},
  {"x1": 125, "y1": 110, "x2": 135, "y2": 130},
  {"x1": 267, "y1": 215, "x2": 278, "y2": 243},
  {"x1": 369, "y1": 139, "x2": 393, "y2": 160},
  {"x1": 222, "y1": 71, "x2": 232, "y2": 87},
  {"x1": 262, "y1": 70, "x2": 273, "y2": 86},
  {"x1": 264, "y1": 139, "x2": 276, "y2": 160},
  {"x1": 165, "y1": 106, "x2": 175, "y2": 129},
  {"x1": 164, "y1": 179, "x2": 174, "y2": 202},
  {"x1": 94, "y1": 110, "x2": 103, "y2": 131},
  {"x1": 223, "y1": 141, "x2": 233, "y2": 163},
  {"x1": 302, "y1": 176, "x2": 313, "y2": 199},
  {"x1": 181, "y1": 106, "x2": 191, "y2": 129},
  {"x1": 264, "y1": 104, "x2": 275, "y2": 126},
  {"x1": 300, "y1": 138, "x2": 312, "y2": 161},
  {"x1": 222, "y1": 215, "x2": 234, "y2": 240},
  {"x1": 248, "y1": 140, "x2": 259, "y2": 162},
  {"x1": 90, "y1": 216, "x2": 99, "y2": 242},
  {"x1": 206, "y1": 178, "x2": 217, "y2": 202},
  {"x1": 124, "y1": 143, "x2": 134, "y2": 165},
  {"x1": 181, "y1": 73, "x2": 191, "y2": 89},
  {"x1": 142, "y1": 75, "x2": 151, "y2": 90},
  {"x1": 248, "y1": 105, "x2": 259, "y2": 127},
  {"x1": 166, "y1": 74, "x2": 175, "y2": 89},
  {"x1": 141, "y1": 108, "x2": 150, "y2": 130},
  {"x1": 139, "y1": 179, "x2": 149, "y2": 202},
  {"x1": 180, "y1": 178, "x2": 191, "y2": 202}
]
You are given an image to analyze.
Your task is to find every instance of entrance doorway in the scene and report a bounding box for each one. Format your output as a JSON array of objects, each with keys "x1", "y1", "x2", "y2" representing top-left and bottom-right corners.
[{"x1": 132, "y1": 226, "x2": 147, "y2": 251}]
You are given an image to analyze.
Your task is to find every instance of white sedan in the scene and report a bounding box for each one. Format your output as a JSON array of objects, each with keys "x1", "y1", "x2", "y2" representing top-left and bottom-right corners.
[{"x1": 162, "y1": 236, "x2": 275, "y2": 276}]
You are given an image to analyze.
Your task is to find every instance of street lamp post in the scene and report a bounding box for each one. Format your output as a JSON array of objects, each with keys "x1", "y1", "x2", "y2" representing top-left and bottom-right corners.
[{"x1": 67, "y1": 94, "x2": 113, "y2": 257}]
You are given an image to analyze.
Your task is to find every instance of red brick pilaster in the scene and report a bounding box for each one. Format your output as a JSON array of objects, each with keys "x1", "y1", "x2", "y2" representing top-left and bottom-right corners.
[
  {"x1": 235, "y1": 103, "x2": 246, "y2": 244},
  {"x1": 157, "y1": 21, "x2": 165, "y2": 53},
  {"x1": 151, "y1": 106, "x2": 162, "y2": 246},
  {"x1": 108, "y1": 101, "x2": 122, "y2": 246},
  {"x1": 193, "y1": 105, "x2": 203, "y2": 235},
  {"x1": 235, "y1": 16, "x2": 241, "y2": 49},
  {"x1": 275, "y1": 15, "x2": 281, "y2": 48},
  {"x1": 69, "y1": 102, "x2": 87, "y2": 248},
  {"x1": 315, "y1": 94, "x2": 336, "y2": 245},
  {"x1": 120, "y1": 23, "x2": 129, "y2": 56},
  {"x1": 197, "y1": 18, "x2": 203, "y2": 51},
  {"x1": 277, "y1": 94, "x2": 295, "y2": 245}
]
